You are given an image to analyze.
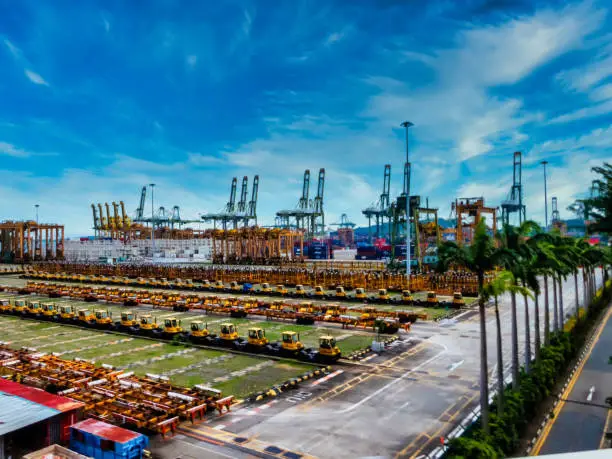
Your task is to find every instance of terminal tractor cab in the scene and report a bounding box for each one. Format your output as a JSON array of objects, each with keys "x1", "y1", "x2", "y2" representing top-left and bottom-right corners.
[{"x1": 188, "y1": 321, "x2": 215, "y2": 344}]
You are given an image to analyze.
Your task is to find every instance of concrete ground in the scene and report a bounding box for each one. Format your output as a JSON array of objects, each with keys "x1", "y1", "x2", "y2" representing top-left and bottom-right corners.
[{"x1": 0, "y1": 270, "x2": 604, "y2": 458}]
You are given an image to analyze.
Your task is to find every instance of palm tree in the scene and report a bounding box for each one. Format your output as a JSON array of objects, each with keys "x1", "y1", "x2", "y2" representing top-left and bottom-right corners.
[
  {"x1": 437, "y1": 219, "x2": 508, "y2": 433},
  {"x1": 483, "y1": 270, "x2": 532, "y2": 415},
  {"x1": 497, "y1": 221, "x2": 540, "y2": 383}
]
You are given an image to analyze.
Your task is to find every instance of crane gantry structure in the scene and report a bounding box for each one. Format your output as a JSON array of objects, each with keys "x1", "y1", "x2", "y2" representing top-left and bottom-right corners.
[
  {"x1": 501, "y1": 151, "x2": 527, "y2": 226},
  {"x1": 201, "y1": 175, "x2": 259, "y2": 230},
  {"x1": 362, "y1": 164, "x2": 391, "y2": 241},
  {"x1": 276, "y1": 169, "x2": 325, "y2": 237},
  {"x1": 0, "y1": 220, "x2": 64, "y2": 262}
]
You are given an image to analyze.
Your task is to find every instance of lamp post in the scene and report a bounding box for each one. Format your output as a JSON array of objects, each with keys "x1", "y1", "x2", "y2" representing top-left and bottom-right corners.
[
  {"x1": 541, "y1": 161, "x2": 548, "y2": 231},
  {"x1": 150, "y1": 183, "x2": 156, "y2": 256},
  {"x1": 35, "y1": 204, "x2": 39, "y2": 225},
  {"x1": 401, "y1": 121, "x2": 414, "y2": 277}
]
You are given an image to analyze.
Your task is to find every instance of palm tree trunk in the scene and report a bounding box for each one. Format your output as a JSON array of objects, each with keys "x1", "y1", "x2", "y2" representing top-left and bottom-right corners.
[
  {"x1": 558, "y1": 276, "x2": 565, "y2": 329},
  {"x1": 510, "y1": 291, "x2": 519, "y2": 387},
  {"x1": 544, "y1": 275, "x2": 550, "y2": 345},
  {"x1": 574, "y1": 271, "x2": 580, "y2": 320},
  {"x1": 523, "y1": 293, "x2": 531, "y2": 372},
  {"x1": 495, "y1": 296, "x2": 504, "y2": 415},
  {"x1": 552, "y1": 276, "x2": 559, "y2": 332},
  {"x1": 534, "y1": 289, "x2": 541, "y2": 362},
  {"x1": 478, "y1": 283, "x2": 489, "y2": 434},
  {"x1": 583, "y1": 269, "x2": 589, "y2": 309}
]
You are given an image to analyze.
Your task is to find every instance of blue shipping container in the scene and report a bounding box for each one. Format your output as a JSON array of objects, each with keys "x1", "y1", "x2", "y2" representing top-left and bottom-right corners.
[{"x1": 70, "y1": 419, "x2": 149, "y2": 459}]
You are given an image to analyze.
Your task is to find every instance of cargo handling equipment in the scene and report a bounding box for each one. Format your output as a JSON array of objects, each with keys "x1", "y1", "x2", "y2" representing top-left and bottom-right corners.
[{"x1": 0, "y1": 346, "x2": 234, "y2": 438}]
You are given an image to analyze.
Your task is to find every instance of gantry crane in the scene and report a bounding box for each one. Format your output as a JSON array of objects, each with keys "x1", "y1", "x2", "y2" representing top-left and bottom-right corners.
[
  {"x1": 276, "y1": 169, "x2": 325, "y2": 236},
  {"x1": 201, "y1": 176, "x2": 259, "y2": 229},
  {"x1": 362, "y1": 164, "x2": 391, "y2": 242},
  {"x1": 501, "y1": 151, "x2": 526, "y2": 226},
  {"x1": 452, "y1": 197, "x2": 497, "y2": 244},
  {"x1": 551, "y1": 196, "x2": 567, "y2": 234}
]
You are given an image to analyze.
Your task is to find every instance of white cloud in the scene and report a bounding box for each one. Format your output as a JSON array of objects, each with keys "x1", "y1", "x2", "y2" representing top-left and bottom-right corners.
[
  {"x1": 590, "y1": 83, "x2": 612, "y2": 101},
  {"x1": 187, "y1": 152, "x2": 225, "y2": 166},
  {"x1": 24, "y1": 69, "x2": 49, "y2": 86},
  {"x1": 549, "y1": 98, "x2": 612, "y2": 124},
  {"x1": 3, "y1": 39, "x2": 21, "y2": 58},
  {"x1": 325, "y1": 31, "x2": 344, "y2": 46},
  {"x1": 0, "y1": 141, "x2": 30, "y2": 158},
  {"x1": 364, "y1": 2, "x2": 598, "y2": 163}
]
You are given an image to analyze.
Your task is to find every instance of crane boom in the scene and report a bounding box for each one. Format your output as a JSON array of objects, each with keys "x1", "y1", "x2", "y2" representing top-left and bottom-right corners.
[
  {"x1": 226, "y1": 178, "x2": 238, "y2": 213},
  {"x1": 299, "y1": 170, "x2": 310, "y2": 210},
  {"x1": 136, "y1": 186, "x2": 147, "y2": 219},
  {"x1": 237, "y1": 176, "x2": 248, "y2": 213},
  {"x1": 91, "y1": 204, "x2": 99, "y2": 230},
  {"x1": 248, "y1": 175, "x2": 259, "y2": 223}
]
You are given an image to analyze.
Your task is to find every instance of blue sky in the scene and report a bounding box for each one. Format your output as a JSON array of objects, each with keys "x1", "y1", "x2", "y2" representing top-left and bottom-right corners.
[{"x1": 1, "y1": 0, "x2": 611, "y2": 236}]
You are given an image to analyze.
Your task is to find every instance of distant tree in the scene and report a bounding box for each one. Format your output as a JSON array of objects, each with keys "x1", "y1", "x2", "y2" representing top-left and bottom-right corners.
[{"x1": 569, "y1": 163, "x2": 612, "y2": 234}]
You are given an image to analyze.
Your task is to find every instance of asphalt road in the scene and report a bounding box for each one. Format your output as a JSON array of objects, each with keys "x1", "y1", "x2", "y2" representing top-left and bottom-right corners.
[
  {"x1": 0, "y1": 270, "x2": 605, "y2": 458},
  {"x1": 534, "y1": 303, "x2": 612, "y2": 455}
]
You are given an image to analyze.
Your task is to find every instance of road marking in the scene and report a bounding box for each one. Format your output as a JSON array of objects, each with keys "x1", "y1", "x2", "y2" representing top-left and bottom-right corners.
[
  {"x1": 361, "y1": 353, "x2": 378, "y2": 362},
  {"x1": 599, "y1": 409, "x2": 612, "y2": 449},
  {"x1": 339, "y1": 345, "x2": 448, "y2": 414},
  {"x1": 213, "y1": 424, "x2": 226, "y2": 430},
  {"x1": 310, "y1": 369, "x2": 344, "y2": 387},
  {"x1": 531, "y1": 304, "x2": 612, "y2": 456},
  {"x1": 448, "y1": 360, "x2": 464, "y2": 373},
  {"x1": 174, "y1": 436, "x2": 235, "y2": 459},
  {"x1": 587, "y1": 386, "x2": 596, "y2": 402}
]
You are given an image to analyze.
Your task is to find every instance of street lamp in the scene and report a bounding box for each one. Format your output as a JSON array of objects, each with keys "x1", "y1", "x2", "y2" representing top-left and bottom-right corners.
[
  {"x1": 401, "y1": 121, "x2": 414, "y2": 277},
  {"x1": 541, "y1": 161, "x2": 548, "y2": 231},
  {"x1": 150, "y1": 183, "x2": 156, "y2": 255},
  {"x1": 34, "y1": 204, "x2": 39, "y2": 225}
]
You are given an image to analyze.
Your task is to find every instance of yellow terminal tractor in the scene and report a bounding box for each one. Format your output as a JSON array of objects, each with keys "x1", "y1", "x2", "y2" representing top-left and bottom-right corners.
[
  {"x1": 0, "y1": 299, "x2": 11, "y2": 313},
  {"x1": 241, "y1": 327, "x2": 269, "y2": 352},
  {"x1": 25, "y1": 300, "x2": 42, "y2": 316},
  {"x1": 354, "y1": 287, "x2": 367, "y2": 300},
  {"x1": 77, "y1": 309, "x2": 95, "y2": 325},
  {"x1": 426, "y1": 291, "x2": 439, "y2": 305},
  {"x1": 317, "y1": 335, "x2": 341, "y2": 362},
  {"x1": 12, "y1": 299, "x2": 27, "y2": 314},
  {"x1": 93, "y1": 309, "x2": 113, "y2": 328},
  {"x1": 138, "y1": 314, "x2": 159, "y2": 336},
  {"x1": 335, "y1": 286, "x2": 346, "y2": 299},
  {"x1": 41, "y1": 302, "x2": 57, "y2": 319},
  {"x1": 401, "y1": 290, "x2": 414, "y2": 304},
  {"x1": 217, "y1": 323, "x2": 240, "y2": 347},
  {"x1": 59, "y1": 304, "x2": 75, "y2": 321},
  {"x1": 452, "y1": 292, "x2": 465, "y2": 308},
  {"x1": 116, "y1": 311, "x2": 138, "y2": 331},
  {"x1": 189, "y1": 321, "x2": 214, "y2": 344},
  {"x1": 280, "y1": 331, "x2": 304, "y2": 356}
]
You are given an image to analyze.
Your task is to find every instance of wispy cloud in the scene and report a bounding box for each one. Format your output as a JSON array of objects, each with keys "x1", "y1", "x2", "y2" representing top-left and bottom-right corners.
[
  {"x1": 24, "y1": 69, "x2": 49, "y2": 86},
  {"x1": 549, "y1": 98, "x2": 612, "y2": 124},
  {"x1": 3, "y1": 39, "x2": 21, "y2": 58},
  {"x1": 0, "y1": 141, "x2": 31, "y2": 158}
]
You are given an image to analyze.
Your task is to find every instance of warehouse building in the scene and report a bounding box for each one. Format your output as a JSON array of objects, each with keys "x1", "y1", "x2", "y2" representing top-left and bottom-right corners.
[{"x1": 0, "y1": 379, "x2": 84, "y2": 459}]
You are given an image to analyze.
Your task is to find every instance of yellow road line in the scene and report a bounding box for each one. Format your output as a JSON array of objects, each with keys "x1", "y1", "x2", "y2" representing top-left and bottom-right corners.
[
  {"x1": 599, "y1": 409, "x2": 611, "y2": 449},
  {"x1": 531, "y1": 305, "x2": 612, "y2": 456},
  {"x1": 394, "y1": 393, "x2": 477, "y2": 458}
]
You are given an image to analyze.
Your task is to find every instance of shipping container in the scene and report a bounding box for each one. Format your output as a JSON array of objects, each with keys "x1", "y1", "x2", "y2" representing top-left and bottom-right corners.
[{"x1": 70, "y1": 419, "x2": 148, "y2": 459}]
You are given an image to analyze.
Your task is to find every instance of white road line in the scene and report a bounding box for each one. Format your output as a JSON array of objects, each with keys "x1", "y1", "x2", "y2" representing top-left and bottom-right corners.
[
  {"x1": 339, "y1": 343, "x2": 448, "y2": 414},
  {"x1": 587, "y1": 386, "x2": 595, "y2": 402},
  {"x1": 448, "y1": 360, "x2": 464, "y2": 373},
  {"x1": 213, "y1": 424, "x2": 226, "y2": 430},
  {"x1": 175, "y1": 436, "x2": 235, "y2": 459}
]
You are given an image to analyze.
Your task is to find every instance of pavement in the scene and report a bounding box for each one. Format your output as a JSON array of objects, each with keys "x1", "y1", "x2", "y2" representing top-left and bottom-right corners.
[
  {"x1": 532, "y1": 301, "x2": 612, "y2": 455},
  {"x1": 0, "y1": 271, "x2": 605, "y2": 458}
]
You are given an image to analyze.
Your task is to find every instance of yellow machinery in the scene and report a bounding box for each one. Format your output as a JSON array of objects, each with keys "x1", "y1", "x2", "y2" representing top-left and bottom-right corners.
[
  {"x1": 189, "y1": 321, "x2": 212, "y2": 343},
  {"x1": 12, "y1": 299, "x2": 27, "y2": 314},
  {"x1": 314, "y1": 285, "x2": 326, "y2": 297},
  {"x1": 452, "y1": 292, "x2": 465, "y2": 308},
  {"x1": 26, "y1": 300, "x2": 42, "y2": 316},
  {"x1": 59, "y1": 304, "x2": 75, "y2": 320},
  {"x1": 426, "y1": 291, "x2": 439, "y2": 305},
  {"x1": 118, "y1": 311, "x2": 138, "y2": 328},
  {"x1": 214, "y1": 280, "x2": 225, "y2": 290},
  {"x1": 294, "y1": 285, "x2": 307, "y2": 296},
  {"x1": 94, "y1": 309, "x2": 113, "y2": 327},
  {"x1": 139, "y1": 314, "x2": 158, "y2": 335},
  {"x1": 360, "y1": 307, "x2": 377, "y2": 321},
  {"x1": 281, "y1": 331, "x2": 304, "y2": 354},
  {"x1": 354, "y1": 288, "x2": 367, "y2": 300},
  {"x1": 275, "y1": 284, "x2": 288, "y2": 295},
  {"x1": 325, "y1": 304, "x2": 342, "y2": 318},
  {"x1": 77, "y1": 309, "x2": 95, "y2": 324},
  {"x1": 218, "y1": 323, "x2": 239, "y2": 346},
  {"x1": 260, "y1": 283, "x2": 272, "y2": 293},
  {"x1": 0, "y1": 299, "x2": 10, "y2": 313},
  {"x1": 335, "y1": 286, "x2": 346, "y2": 299},
  {"x1": 318, "y1": 336, "x2": 341, "y2": 362},
  {"x1": 230, "y1": 281, "x2": 241, "y2": 292},
  {"x1": 298, "y1": 302, "x2": 314, "y2": 314},
  {"x1": 41, "y1": 302, "x2": 57, "y2": 318},
  {"x1": 377, "y1": 289, "x2": 390, "y2": 302},
  {"x1": 160, "y1": 317, "x2": 183, "y2": 338},
  {"x1": 401, "y1": 290, "x2": 414, "y2": 303},
  {"x1": 247, "y1": 327, "x2": 269, "y2": 349}
]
